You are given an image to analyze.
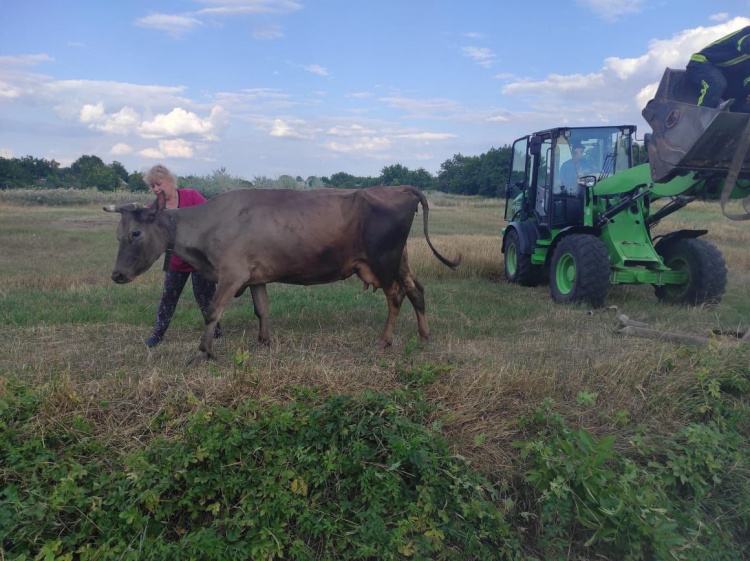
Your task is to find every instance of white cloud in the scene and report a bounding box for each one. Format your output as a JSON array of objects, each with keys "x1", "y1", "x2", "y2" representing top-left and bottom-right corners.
[
  {"x1": 98, "y1": 107, "x2": 142, "y2": 135},
  {"x1": 79, "y1": 102, "x2": 106, "y2": 123},
  {"x1": 305, "y1": 64, "x2": 329, "y2": 77},
  {"x1": 195, "y1": 0, "x2": 303, "y2": 17},
  {"x1": 326, "y1": 124, "x2": 376, "y2": 137},
  {"x1": 44, "y1": 80, "x2": 189, "y2": 120},
  {"x1": 461, "y1": 46, "x2": 497, "y2": 68},
  {"x1": 139, "y1": 106, "x2": 228, "y2": 140},
  {"x1": 395, "y1": 132, "x2": 457, "y2": 140},
  {"x1": 0, "y1": 53, "x2": 54, "y2": 67},
  {"x1": 0, "y1": 148, "x2": 14, "y2": 158},
  {"x1": 325, "y1": 136, "x2": 391, "y2": 155},
  {"x1": 253, "y1": 25, "x2": 284, "y2": 39},
  {"x1": 575, "y1": 0, "x2": 644, "y2": 20},
  {"x1": 270, "y1": 118, "x2": 312, "y2": 140},
  {"x1": 709, "y1": 13, "x2": 730, "y2": 22},
  {"x1": 139, "y1": 139, "x2": 195, "y2": 159},
  {"x1": 79, "y1": 104, "x2": 141, "y2": 134},
  {"x1": 500, "y1": 16, "x2": 750, "y2": 127},
  {"x1": 0, "y1": 81, "x2": 21, "y2": 99},
  {"x1": 380, "y1": 96, "x2": 466, "y2": 118},
  {"x1": 135, "y1": 13, "x2": 203, "y2": 38},
  {"x1": 346, "y1": 91, "x2": 374, "y2": 99},
  {"x1": 110, "y1": 143, "x2": 133, "y2": 155},
  {"x1": 135, "y1": 1, "x2": 303, "y2": 39}
]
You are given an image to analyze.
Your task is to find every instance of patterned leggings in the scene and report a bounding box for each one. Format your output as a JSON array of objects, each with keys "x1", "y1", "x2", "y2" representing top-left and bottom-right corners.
[{"x1": 151, "y1": 270, "x2": 219, "y2": 342}]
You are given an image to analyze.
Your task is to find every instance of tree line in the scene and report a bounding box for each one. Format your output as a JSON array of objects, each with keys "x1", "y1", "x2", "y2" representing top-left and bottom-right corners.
[{"x1": 0, "y1": 146, "x2": 514, "y2": 198}]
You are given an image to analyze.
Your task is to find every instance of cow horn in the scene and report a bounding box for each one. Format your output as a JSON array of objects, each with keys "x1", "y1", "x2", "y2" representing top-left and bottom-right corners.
[{"x1": 103, "y1": 202, "x2": 144, "y2": 213}]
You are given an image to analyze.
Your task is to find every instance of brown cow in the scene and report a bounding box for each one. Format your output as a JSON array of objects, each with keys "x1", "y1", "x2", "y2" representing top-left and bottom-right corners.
[{"x1": 104, "y1": 185, "x2": 460, "y2": 360}]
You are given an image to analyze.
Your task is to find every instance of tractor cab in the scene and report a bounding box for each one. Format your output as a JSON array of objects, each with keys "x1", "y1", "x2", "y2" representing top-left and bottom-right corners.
[{"x1": 504, "y1": 125, "x2": 637, "y2": 231}]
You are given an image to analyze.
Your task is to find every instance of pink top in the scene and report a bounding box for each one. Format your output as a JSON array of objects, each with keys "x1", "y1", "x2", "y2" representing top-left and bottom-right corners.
[{"x1": 170, "y1": 189, "x2": 207, "y2": 272}]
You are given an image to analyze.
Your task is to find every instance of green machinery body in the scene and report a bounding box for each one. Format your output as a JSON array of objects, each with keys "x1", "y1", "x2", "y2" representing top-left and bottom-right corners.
[{"x1": 501, "y1": 69, "x2": 750, "y2": 306}]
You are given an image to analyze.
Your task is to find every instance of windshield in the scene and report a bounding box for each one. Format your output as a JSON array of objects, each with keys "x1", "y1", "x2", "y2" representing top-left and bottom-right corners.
[{"x1": 554, "y1": 127, "x2": 633, "y2": 191}]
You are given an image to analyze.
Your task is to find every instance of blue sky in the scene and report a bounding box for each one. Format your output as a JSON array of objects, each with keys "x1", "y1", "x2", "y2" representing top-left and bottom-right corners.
[{"x1": 1, "y1": 1, "x2": 748, "y2": 180}]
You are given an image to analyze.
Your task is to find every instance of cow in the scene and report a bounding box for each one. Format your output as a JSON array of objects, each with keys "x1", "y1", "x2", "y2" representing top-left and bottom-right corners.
[{"x1": 104, "y1": 185, "x2": 460, "y2": 361}]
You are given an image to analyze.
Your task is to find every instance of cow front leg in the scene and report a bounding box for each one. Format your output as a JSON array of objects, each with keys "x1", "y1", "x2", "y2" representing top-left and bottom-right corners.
[
  {"x1": 378, "y1": 282, "x2": 406, "y2": 347},
  {"x1": 249, "y1": 284, "x2": 271, "y2": 346},
  {"x1": 194, "y1": 278, "x2": 245, "y2": 361}
]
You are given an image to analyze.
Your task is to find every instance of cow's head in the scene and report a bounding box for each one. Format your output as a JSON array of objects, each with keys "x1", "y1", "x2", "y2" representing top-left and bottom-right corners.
[{"x1": 104, "y1": 192, "x2": 169, "y2": 284}]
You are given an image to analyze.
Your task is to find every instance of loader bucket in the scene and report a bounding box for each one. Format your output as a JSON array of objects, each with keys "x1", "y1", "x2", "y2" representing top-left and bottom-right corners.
[{"x1": 642, "y1": 68, "x2": 750, "y2": 183}]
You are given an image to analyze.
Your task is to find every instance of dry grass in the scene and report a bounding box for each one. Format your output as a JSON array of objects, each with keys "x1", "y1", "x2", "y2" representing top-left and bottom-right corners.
[{"x1": 1, "y1": 195, "x2": 749, "y2": 480}]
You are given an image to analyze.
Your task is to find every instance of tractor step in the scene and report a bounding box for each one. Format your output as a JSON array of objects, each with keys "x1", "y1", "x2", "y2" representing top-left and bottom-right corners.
[{"x1": 611, "y1": 267, "x2": 687, "y2": 286}]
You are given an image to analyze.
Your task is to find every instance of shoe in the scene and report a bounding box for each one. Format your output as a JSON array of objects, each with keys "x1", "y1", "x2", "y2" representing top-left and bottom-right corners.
[
  {"x1": 146, "y1": 337, "x2": 161, "y2": 348},
  {"x1": 717, "y1": 99, "x2": 735, "y2": 111}
]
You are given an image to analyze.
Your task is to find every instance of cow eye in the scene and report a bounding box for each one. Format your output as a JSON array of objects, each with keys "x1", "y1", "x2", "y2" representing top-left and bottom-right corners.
[{"x1": 132, "y1": 230, "x2": 142, "y2": 239}]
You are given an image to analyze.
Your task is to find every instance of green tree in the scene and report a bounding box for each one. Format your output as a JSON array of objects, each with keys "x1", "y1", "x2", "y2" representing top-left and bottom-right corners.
[
  {"x1": 70, "y1": 155, "x2": 120, "y2": 191},
  {"x1": 111, "y1": 161, "x2": 129, "y2": 183},
  {"x1": 380, "y1": 163, "x2": 411, "y2": 186},
  {"x1": 127, "y1": 172, "x2": 147, "y2": 192},
  {"x1": 328, "y1": 172, "x2": 357, "y2": 189}
]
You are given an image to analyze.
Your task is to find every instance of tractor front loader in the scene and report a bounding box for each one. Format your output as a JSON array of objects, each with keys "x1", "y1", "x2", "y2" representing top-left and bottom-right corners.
[{"x1": 501, "y1": 68, "x2": 750, "y2": 307}]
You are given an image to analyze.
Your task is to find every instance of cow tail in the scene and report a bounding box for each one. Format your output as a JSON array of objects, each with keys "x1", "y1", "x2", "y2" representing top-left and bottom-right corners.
[{"x1": 409, "y1": 186, "x2": 462, "y2": 269}]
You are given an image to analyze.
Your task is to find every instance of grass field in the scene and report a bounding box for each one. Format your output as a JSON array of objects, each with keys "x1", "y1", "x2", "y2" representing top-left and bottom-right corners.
[{"x1": 1, "y1": 190, "x2": 748, "y2": 559}]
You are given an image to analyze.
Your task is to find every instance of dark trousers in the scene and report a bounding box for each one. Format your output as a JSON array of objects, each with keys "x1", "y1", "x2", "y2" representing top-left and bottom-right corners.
[
  {"x1": 686, "y1": 62, "x2": 727, "y2": 108},
  {"x1": 151, "y1": 270, "x2": 219, "y2": 342}
]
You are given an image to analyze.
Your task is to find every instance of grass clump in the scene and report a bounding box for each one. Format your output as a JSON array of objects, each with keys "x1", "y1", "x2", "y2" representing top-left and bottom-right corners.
[
  {"x1": 1, "y1": 382, "x2": 521, "y2": 560},
  {"x1": 516, "y1": 347, "x2": 750, "y2": 560}
]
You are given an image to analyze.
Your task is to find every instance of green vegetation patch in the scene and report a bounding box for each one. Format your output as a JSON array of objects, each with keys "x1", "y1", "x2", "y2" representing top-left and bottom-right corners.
[
  {"x1": 516, "y1": 348, "x2": 750, "y2": 560},
  {"x1": 0, "y1": 384, "x2": 521, "y2": 560}
]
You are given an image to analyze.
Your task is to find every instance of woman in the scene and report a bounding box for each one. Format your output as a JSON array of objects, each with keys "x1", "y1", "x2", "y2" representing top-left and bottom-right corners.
[{"x1": 144, "y1": 164, "x2": 220, "y2": 348}]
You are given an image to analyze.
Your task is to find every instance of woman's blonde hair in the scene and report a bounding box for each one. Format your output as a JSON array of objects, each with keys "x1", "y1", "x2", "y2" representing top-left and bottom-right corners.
[{"x1": 144, "y1": 164, "x2": 178, "y2": 188}]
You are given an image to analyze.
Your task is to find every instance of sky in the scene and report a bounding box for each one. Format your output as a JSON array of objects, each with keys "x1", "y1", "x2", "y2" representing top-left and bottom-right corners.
[{"x1": 1, "y1": 1, "x2": 749, "y2": 180}]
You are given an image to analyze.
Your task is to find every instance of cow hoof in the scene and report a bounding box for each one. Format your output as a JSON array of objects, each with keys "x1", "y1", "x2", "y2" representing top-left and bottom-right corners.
[
  {"x1": 377, "y1": 339, "x2": 393, "y2": 349},
  {"x1": 187, "y1": 351, "x2": 211, "y2": 365},
  {"x1": 258, "y1": 337, "x2": 270, "y2": 348}
]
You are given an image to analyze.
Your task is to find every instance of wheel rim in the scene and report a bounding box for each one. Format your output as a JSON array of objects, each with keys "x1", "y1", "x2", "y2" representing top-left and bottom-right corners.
[
  {"x1": 664, "y1": 256, "x2": 690, "y2": 298},
  {"x1": 506, "y1": 243, "x2": 518, "y2": 276},
  {"x1": 556, "y1": 253, "x2": 576, "y2": 294}
]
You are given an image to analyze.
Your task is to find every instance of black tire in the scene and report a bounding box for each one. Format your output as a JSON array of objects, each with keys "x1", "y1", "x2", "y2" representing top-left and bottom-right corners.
[
  {"x1": 504, "y1": 229, "x2": 542, "y2": 286},
  {"x1": 549, "y1": 234, "x2": 611, "y2": 307},
  {"x1": 654, "y1": 237, "x2": 727, "y2": 305}
]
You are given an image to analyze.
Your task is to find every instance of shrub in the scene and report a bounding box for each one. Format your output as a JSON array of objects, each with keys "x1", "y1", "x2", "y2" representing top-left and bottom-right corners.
[
  {"x1": 1, "y1": 384, "x2": 521, "y2": 559},
  {"x1": 516, "y1": 348, "x2": 750, "y2": 561}
]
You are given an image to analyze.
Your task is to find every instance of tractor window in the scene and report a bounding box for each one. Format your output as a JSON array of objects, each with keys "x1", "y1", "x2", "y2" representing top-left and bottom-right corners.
[
  {"x1": 505, "y1": 138, "x2": 529, "y2": 220},
  {"x1": 534, "y1": 137, "x2": 552, "y2": 221}
]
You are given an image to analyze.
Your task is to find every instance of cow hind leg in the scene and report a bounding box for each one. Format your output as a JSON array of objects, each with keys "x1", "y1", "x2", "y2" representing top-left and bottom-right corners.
[
  {"x1": 405, "y1": 278, "x2": 429, "y2": 343},
  {"x1": 249, "y1": 284, "x2": 271, "y2": 346},
  {"x1": 399, "y1": 248, "x2": 430, "y2": 343},
  {"x1": 379, "y1": 282, "x2": 406, "y2": 348}
]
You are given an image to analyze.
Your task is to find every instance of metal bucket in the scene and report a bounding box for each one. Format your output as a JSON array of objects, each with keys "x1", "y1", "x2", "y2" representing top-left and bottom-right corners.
[{"x1": 642, "y1": 68, "x2": 750, "y2": 183}]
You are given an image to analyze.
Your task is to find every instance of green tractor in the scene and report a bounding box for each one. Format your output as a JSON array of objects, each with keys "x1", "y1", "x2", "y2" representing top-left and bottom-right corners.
[{"x1": 501, "y1": 68, "x2": 750, "y2": 308}]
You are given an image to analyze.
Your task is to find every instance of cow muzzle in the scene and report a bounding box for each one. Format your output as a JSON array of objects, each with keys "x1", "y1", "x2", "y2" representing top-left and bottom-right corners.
[{"x1": 111, "y1": 271, "x2": 132, "y2": 284}]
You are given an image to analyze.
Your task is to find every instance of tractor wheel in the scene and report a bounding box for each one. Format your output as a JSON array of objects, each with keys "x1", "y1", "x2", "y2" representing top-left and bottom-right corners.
[
  {"x1": 504, "y1": 229, "x2": 542, "y2": 286},
  {"x1": 550, "y1": 234, "x2": 610, "y2": 307},
  {"x1": 654, "y1": 238, "x2": 727, "y2": 305}
]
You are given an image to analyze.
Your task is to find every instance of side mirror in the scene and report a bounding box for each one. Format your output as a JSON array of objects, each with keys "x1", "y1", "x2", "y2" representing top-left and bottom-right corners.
[
  {"x1": 529, "y1": 135, "x2": 542, "y2": 157},
  {"x1": 580, "y1": 175, "x2": 597, "y2": 188}
]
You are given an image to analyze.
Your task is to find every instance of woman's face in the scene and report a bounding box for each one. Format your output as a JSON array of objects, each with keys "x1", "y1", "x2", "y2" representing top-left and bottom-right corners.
[{"x1": 149, "y1": 177, "x2": 175, "y2": 198}]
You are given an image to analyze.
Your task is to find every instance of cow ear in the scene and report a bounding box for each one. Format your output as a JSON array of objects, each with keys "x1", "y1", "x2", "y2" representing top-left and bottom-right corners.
[
  {"x1": 145, "y1": 191, "x2": 166, "y2": 222},
  {"x1": 155, "y1": 191, "x2": 167, "y2": 213}
]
